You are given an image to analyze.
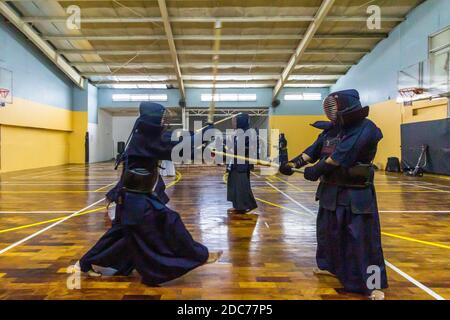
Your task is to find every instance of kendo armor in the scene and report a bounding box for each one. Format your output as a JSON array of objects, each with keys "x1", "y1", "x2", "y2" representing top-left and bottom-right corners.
[
  {"x1": 119, "y1": 102, "x2": 170, "y2": 194},
  {"x1": 319, "y1": 90, "x2": 375, "y2": 188}
]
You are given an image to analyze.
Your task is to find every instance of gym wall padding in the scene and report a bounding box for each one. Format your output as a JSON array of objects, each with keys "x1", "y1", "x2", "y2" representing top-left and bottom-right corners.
[
  {"x1": 401, "y1": 118, "x2": 450, "y2": 175},
  {"x1": 367, "y1": 98, "x2": 449, "y2": 170}
]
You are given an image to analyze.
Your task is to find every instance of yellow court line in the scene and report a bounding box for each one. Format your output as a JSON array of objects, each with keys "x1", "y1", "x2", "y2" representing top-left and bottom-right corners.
[
  {"x1": 256, "y1": 195, "x2": 450, "y2": 250},
  {"x1": 166, "y1": 171, "x2": 182, "y2": 188},
  {"x1": 94, "y1": 182, "x2": 117, "y2": 193},
  {"x1": 381, "y1": 232, "x2": 450, "y2": 250},
  {"x1": 270, "y1": 175, "x2": 305, "y2": 192},
  {"x1": 0, "y1": 207, "x2": 106, "y2": 234},
  {"x1": 254, "y1": 175, "x2": 450, "y2": 251},
  {"x1": 0, "y1": 171, "x2": 183, "y2": 235},
  {"x1": 255, "y1": 197, "x2": 306, "y2": 216}
]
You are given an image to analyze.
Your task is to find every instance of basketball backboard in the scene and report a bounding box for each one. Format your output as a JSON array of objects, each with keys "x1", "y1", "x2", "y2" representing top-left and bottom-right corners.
[
  {"x1": 429, "y1": 27, "x2": 450, "y2": 98},
  {"x1": 0, "y1": 67, "x2": 13, "y2": 106},
  {"x1": 397, "y1": 27, "x2": 449, "y2": 104}
]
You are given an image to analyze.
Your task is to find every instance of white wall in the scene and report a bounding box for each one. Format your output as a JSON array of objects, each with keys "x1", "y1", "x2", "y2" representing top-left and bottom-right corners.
[
  {"x1": 112, "y1": 116, "x2": 137, "y2": 156},
  {"x1": 89, "y1": 109, "x2": 114, "y2": 163}
]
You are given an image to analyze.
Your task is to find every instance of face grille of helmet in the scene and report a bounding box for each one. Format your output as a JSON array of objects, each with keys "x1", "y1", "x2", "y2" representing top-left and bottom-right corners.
[{"x1": 323, "y1": 95, "x2": 338, "y2": 121}]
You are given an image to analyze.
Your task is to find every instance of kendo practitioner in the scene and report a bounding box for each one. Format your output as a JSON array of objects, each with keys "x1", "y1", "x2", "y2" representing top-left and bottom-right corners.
[
  {"x1": 279, "y1": 89, "x2": 388, "y2": 300},
  {"x1": 77, "y1": 102, "x2": 222, "y2": 286},
  {"x1": 279, "y1": 133, "x2": 288, "y2": 164},
  {"x1": 226, "y1": 113, "x2": 258, "y2": 214}
]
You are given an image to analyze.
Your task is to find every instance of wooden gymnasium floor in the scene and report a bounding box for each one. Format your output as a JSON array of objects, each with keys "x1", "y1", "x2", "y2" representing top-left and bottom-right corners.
[{"x1": 0, "y1": 163, "x2": 449, "y2": 300}]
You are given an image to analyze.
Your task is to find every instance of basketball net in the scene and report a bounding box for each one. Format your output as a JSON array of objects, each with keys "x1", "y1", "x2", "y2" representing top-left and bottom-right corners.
[
  {"x1": 0, "y1": 88, "x2": 9, "y2": 107},
  {"x1": 398, "y1": 87, "x2": 424, "y2": 106}
]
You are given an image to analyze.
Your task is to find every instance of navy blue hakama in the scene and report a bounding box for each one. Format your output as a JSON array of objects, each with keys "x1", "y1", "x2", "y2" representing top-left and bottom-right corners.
[{"x1": 80, "y1": 194, "x2": 208, "y2": 285}]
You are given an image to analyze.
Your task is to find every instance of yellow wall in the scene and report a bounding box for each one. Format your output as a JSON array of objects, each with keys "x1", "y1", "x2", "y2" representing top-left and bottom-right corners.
[
  {"x1": 368, "y1": 100, "x2": 402, "y2": 170},
  {"x1": 368, "y1": 98, "x2": 448, "y2": 169},
  {"x1": 270, "y1": 97, "x2": 448, "y2": 170},
  {"x1": 0, "y1": 96, "x2": 87, "y2": 173},
  {"x1": 0, "y1": 125, "x2": 69, "y2": 172},
  {"x1": 269, "y1": 115, "x2": 328, "y2": 159},
  {"x1": 402, "y1": 98, "x2": 449, "y2": 124},
  {"x1": 68, "y1": 111, "x2": 87, "y2": 164},
  {"x1": 0, "y1": 97, "x2": 72, "y2": 131}
]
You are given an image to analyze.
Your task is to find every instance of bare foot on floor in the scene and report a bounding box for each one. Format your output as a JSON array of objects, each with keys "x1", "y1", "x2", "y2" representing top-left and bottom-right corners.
[
  {"x1": 206, "y1": 250, "x2": 223, "y2": 264},
  {"x1": 369, "y1": 290, "x2": 385, "y2": 300},
  {"x1": 313, "y1": 267, "x2": 337, "y2": 277}
]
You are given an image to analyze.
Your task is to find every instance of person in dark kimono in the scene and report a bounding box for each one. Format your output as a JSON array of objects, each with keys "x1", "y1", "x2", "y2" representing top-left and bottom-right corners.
[
  {"x1": 279, "y1": 133, "x2": 288, "y2": 164},
  {"x1": 77, "y1": 102, "x2": 222, "y2": 286},
  {"x1": 279, "y1": 89, "x2": 388, "y2": 300},
  {"x1": 226, "y1": 113, "x2": 258, "y2": 214}
]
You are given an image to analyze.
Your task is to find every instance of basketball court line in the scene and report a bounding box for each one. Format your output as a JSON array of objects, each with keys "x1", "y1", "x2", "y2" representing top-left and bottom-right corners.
[
  {"x1": 379, "y1": 210, "x2": 450, "y2": 213},
  {"x1": 264, "y1": 181, "x2": 316, "y2": 217},
  {"x1": 401, "y1": 183, "x2": 448, "y2": 192},
  {"x1": 12, "y1": 167, "x2": 75, "y2": 180},
  {"x1": 0, "y1": 207, "x2": 106, "y2": 234},
  {"x1": 0, "y1": 197, "x2": 106, "y2": 256},
  {"x1": 94, "y1": 182, "x2": 117, "y2": 192},
  {"x1": 0, "y1": 211, "x2": 74, "y2": 214},
  {"x1": 0, "y1": 172, "x2": 182, "y2": 236},
  {"x1": 384, "y1": 261, "x2": 445, "y2": 300},
  {"x1": 254, "y1": 173, "x2": 447, "y2": 300},
  {"x1": 0, "y1": 169, "x2": 446, "y2": 299},
  {"x1": 0, "y1": 183, "x2": 115, "y2": 186}
]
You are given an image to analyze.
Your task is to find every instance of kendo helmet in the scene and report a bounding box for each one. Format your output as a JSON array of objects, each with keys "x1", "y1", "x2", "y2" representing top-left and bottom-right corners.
[
  {"x1": 139, "y1": 102, "x2": 175, "y2": 128},
  {"x1": 323, "y1": 89, "x2": 369, "y2": 126},
  {"x1": 234, "y1": 113, "x2": 250, "y2": 130}
]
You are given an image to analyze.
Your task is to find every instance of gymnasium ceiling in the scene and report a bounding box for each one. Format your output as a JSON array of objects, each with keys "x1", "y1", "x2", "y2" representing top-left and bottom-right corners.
[{"x1": 2, "y1": 0, "x2": 424, "y2": 97}]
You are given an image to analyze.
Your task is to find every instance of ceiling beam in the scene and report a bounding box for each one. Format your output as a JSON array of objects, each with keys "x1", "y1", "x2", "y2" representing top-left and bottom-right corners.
[
  {"x1": 42, "y1": 33, "x2": 387, "y2": 41},
  {"x1": 157, "y1": 0, "x2": 185, "y2": 99},
  {"x1": 71, "y1": 61, "x2": 352, "y2": 69},
  {"x1": 93, "y1": 80, "x2": 336, "y2": 86},
  {"x1": 0, "y1": 2, "x2": 84, "y2": 88},
  {"x1": 274, "y1": 0, "x2": 335, "y2": 99},
  {"x1": 82, "y1": 72, "x2": 344, "y2": 77},
  {"x1": 22, "y1": 15, "x2": 404, "y2": 24},
  {"x1": 58, "y1": 48, "x2": 370, "y2": 56}
]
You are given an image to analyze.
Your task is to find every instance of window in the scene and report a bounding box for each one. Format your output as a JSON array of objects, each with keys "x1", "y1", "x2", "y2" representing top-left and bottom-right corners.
[
  {"x1": 429, "y1": 27, "x2": 450, "y2": 92},
  {"x1": 112, "y1": 94, "x2": 168, "y2": 102},
  {"x1": 284, "y1": 93, "x2": 322, "y2": 101},
  {"x1": 201, "y1": 93, "x2": 257, "y2": 102}
]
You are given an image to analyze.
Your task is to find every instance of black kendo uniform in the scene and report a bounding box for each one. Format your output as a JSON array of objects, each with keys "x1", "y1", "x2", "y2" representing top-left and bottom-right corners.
[
  {"x1": 226, "y1": 113, "x2": 258, "y2": 213},
  {"x1": 79, "y1": 102, "x2": 209, "y2": 286},
  {"x1": 279, "y1": 133, "x2": 288, "y2": 164},
  {"x1": 280, "y1": 89, "x2": 388, "y2": 295}
]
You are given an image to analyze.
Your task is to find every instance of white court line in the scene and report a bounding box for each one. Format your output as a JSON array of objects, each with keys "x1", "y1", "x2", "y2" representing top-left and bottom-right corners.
[
  {"x1": 265, "y1": 181, "x2": 316, "y2": 217},
  {"x1": 380, "y1": 210, "x2": 450, "y2": 213},
  {"x1": 0, "y1": 183, "x2": 112, "y2": 186},
  {"x1": 94, "y1": 182, "x2": 117, "y2": 192},
  {"x1": 12, "y1": 167, "x2": 73, "y2": 180},
  {"x1": 402, "y1": 183, "x2": 447, "y2": 193},
  {"x1": 385, "y1": 260, "x2": 445, "y2": 300},
  {"x1": 0, "y1": 198, "x2": 105, "y2": 256},
  {"x1": 0, "y1": 211, "x2": 74, "y2": 214}
]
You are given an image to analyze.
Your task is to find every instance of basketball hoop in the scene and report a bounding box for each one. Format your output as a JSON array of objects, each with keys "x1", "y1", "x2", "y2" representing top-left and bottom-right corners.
[
  {"x1": 398, "y1": 87, "x2": 424, "y2": 106},
  {"x1": 0, "y1": 88, "x2": 9, "y2": 107}
]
